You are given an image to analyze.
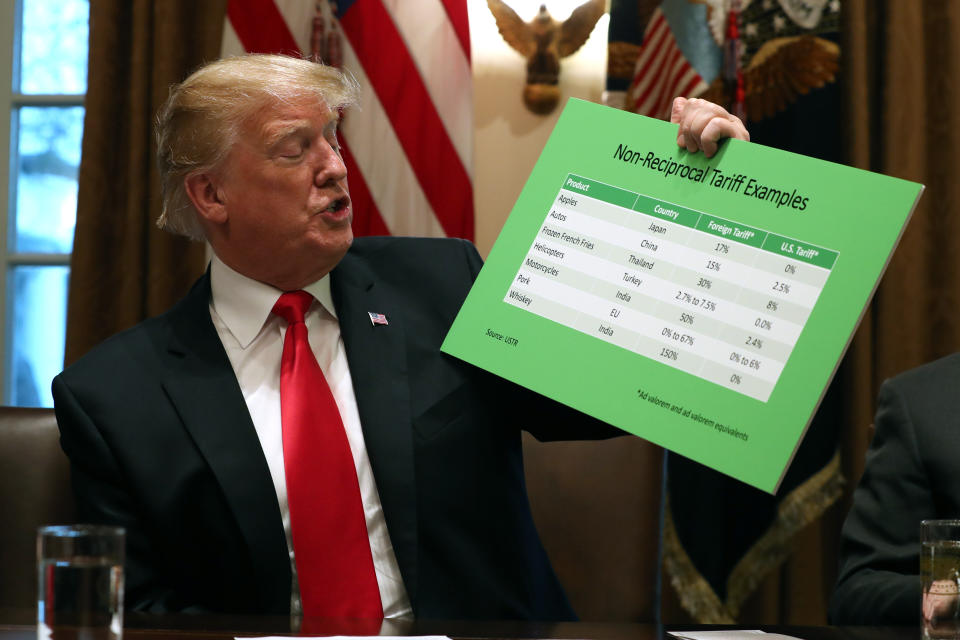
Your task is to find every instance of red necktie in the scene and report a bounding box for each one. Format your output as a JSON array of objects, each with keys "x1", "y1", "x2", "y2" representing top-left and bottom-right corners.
[{"x1": 272, "y1": 291, "x2": 383, "y2": 619}]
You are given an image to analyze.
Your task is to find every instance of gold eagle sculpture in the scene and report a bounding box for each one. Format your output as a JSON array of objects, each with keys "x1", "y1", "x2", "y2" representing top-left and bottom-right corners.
[{"x1": 488, "y1": 0, "x2": 606, "y2": 114}]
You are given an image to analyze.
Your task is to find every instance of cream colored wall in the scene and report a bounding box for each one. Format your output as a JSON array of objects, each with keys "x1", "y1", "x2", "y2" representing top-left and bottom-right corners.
[{"x1": 468, "y1": 2, "x2": 609, "y2": 257}]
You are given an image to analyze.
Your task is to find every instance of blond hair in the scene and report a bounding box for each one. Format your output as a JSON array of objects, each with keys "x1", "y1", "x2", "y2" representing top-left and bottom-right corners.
[{"x1": 155, "y1": 54, "x2": 360, "y2": 240}]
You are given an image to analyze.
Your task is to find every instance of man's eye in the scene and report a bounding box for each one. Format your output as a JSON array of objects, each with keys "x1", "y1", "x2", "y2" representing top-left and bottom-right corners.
[{"x1": 277, "y1": 139, "x2": 309, "y2": 158}]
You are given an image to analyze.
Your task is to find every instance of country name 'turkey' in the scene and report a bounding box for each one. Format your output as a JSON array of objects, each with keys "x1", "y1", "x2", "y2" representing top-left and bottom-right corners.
[{"x1": 622, "y1": 273, "x2": 643, "y2": 287}]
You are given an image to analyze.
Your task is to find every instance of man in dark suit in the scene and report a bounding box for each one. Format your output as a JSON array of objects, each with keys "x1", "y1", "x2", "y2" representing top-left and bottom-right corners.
[
  {"x1": 830, "y1": 354, "x2": 960, "y2": 624},
  {"x1": 53, "y1": 55, "x2": 749, "y2": 619}
]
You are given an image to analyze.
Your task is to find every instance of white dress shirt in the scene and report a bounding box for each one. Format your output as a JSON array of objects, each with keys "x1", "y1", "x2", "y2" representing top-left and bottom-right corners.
[{"x1": 208, "y1": 255, "x2": 412, "y2": 618}]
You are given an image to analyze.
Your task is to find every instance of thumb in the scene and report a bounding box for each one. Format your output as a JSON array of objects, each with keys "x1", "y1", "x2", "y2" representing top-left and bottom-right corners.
[{"x1": 670, "y1": 96, "x2": 687, "y2": 124}]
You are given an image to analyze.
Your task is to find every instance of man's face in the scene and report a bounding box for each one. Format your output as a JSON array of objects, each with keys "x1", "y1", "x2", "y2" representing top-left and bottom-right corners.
[{"x1": 209, "y1": 97, "x2": 353, "y2": 290}]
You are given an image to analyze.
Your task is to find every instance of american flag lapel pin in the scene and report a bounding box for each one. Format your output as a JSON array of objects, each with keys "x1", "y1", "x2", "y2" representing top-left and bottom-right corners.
[{"x1": 368, "y1": 311, "x2": 389, "y2": 326}]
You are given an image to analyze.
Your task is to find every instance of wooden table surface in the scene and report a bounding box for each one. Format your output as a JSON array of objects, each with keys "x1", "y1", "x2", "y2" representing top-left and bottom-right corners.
[{"x1": 0, "y1": 608, "x2": 918, "y2": 640}]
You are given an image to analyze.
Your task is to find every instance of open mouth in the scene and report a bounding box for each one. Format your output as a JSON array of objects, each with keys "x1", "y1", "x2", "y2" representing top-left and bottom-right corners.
[{"x1": 319, "y1": 195, "x2": 350, "y2": 216}]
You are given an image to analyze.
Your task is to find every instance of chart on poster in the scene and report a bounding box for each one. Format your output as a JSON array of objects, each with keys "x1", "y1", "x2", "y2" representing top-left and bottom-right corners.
[
  {"x1": 507, "y1": 174, "x2": 838, "y2": 402},
  {"x1": 441, "y1": 99, "x2": 923, "y2": 492}
]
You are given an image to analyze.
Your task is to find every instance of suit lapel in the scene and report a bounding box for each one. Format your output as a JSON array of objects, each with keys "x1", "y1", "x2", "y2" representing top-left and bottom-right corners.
[
  {"x1": 332, "y1": 250, "x2": 419, "y2": 606},
  {"x1": 160, "y1": 274, "x2": 291, "y2": 613}
]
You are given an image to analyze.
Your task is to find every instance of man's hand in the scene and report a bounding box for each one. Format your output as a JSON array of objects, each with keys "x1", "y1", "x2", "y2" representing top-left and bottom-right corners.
[
  {"x1": 924, "y1": 579, "x2": 960, "y2": 622},
  {"x1": 670, "y1": 97, "x2": 749, "y2": 158}
]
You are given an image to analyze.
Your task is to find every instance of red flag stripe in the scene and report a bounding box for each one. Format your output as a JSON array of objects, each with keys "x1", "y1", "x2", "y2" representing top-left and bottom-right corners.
[
  {"x1": 340, "y1": 0, "x2": 473, "y2": 239},
  {"x1": 678, "y1": 74, "x2": 705, "y2": 105},
  {"x1": 665, "y1": 55, "x2": 691, "y2": 101},
  {"x1": 630, "y1": 35, "x2": 675, "y2": 112},
  {"x1": 664, "y1": 62, "x2": 696, "y2": 114},
  {"x1": 226, "y1": 0, "x2": 300, "y2": 56},
  {"x1": 438, "y1": 0, "x2": 471, "y2": 62},
  {"x1": 628, "y1": 12, "x2": 668, "y2": 92},
  {"x1": 628, "y1": 35, "x2": 671, "y2": 104},
  {"x1": 648, "y1": 46, "x2": 684, "y2": 119},
  {"x1": 659, "y1": 48, "x2": 693, "y2": 116}
]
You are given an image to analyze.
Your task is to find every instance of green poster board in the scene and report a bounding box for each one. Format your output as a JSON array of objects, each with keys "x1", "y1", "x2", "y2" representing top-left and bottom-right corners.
[{"x1": 442, "y1": 98, "x2": 923, "y2": 493}]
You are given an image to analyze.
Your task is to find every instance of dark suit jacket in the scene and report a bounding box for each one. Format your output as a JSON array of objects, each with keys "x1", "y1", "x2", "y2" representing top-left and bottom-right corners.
[
  {"x1": 53, "y1": 237, "x2": 616, "y2": 619},
  {"x1": 830, "y1": 353, "x2": 960, "y2": 624}
]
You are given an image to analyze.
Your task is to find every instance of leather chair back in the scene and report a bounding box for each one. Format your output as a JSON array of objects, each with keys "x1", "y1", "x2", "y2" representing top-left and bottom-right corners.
[
  {"x1": 0, "y1": 407, "x2": 74, "y2": 608},
  {"x1": 523, "y1": 433, "x2": 663, "y2": 621}
]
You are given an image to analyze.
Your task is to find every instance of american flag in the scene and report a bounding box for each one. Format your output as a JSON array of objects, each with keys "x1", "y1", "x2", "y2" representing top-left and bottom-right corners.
[
  {"x1": 222, "y1": 0, "x2": 474, "y2": 241},
  {"x1": 367, "y1": 311, "x2": 388, "y2": 326},
  {"x1": 625, "y1": 6, "x2": 708, "y2": 119}
]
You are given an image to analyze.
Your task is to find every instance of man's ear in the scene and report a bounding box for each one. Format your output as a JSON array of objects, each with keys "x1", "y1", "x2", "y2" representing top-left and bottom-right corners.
[{"x1": 184, "y1": 171, "x2": 228, "y2": 225}]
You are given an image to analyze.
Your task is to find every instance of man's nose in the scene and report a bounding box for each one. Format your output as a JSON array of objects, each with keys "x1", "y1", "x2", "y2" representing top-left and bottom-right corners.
[{"x1": 314, "y1": 140, "x2": 347, "y2": 186}]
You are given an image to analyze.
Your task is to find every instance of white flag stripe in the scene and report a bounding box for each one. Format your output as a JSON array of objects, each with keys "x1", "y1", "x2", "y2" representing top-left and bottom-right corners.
[
  {"x1": 631, "y1": 22, "x2": 671, "y2": 99},
  {"x1": 339, "y1": 38, "x2": 447, "y2": 238},
  {"x1": 269, "y1": 0, "x2": 472, "y2": 178},
  {"x1": 221, "y1": 21, "x2": 246, "y2": 57},
  {"x1": 651, "y1": 49, "x2": 692, "y2": 115},
  {"x1": 632, "y1": 12, "x2": 668, "y2": 76},
  {"x1": 273, "y1": 0, "x2": 316, "y2": 52},
  {"x1": 631, "y1": 41, "x2": 672, "y2": 106},
  {"x1": 383, "y1": 0, "x2": 473, "y2": 176}
]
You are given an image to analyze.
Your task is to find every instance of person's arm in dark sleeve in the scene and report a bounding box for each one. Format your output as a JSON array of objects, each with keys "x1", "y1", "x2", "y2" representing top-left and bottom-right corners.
[
  {"x1": 830, "y1": 377, "x2": 931, "y2": 624},
  {"x1": 52, "y1": 374, "x2": 203, "y2": 613}
]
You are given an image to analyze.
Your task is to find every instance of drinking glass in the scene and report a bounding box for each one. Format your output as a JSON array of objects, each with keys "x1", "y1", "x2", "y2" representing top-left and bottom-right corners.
[
  {"x1": 922, "y1": 519, "x2": 960, "y2": 639},
  {"x1": 37, "y1": 525, "x2": 125, "y2": 640}
]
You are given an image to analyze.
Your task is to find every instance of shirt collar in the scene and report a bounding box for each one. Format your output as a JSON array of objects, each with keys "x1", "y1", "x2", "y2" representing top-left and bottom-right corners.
[{"x1": 209, "y1": 254, "x2": 337, "y2": 349}]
